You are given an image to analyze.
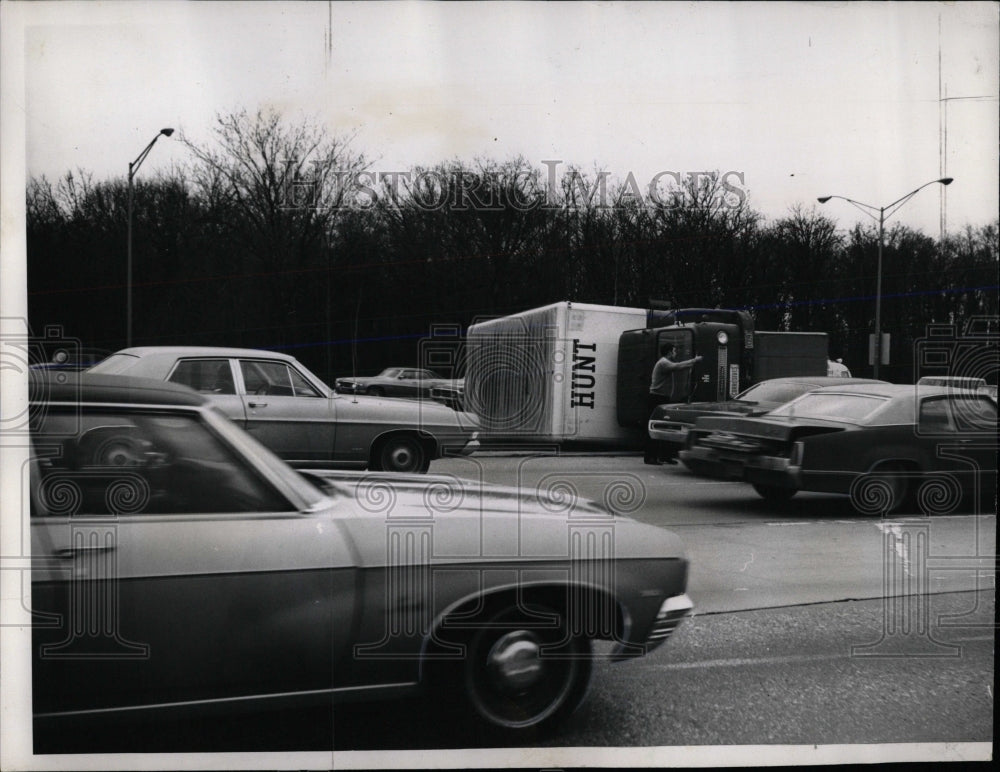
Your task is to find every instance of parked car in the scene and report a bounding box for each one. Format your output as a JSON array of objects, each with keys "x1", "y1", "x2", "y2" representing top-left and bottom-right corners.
[
  {"x1": 679, "y1": 383, "x2": 997, "y2": 514},
  {"x1": 430, "y1": 378, "x2": 466, "y2": 410},
  {"x1": 29, "y1": 372, "x2": 693, "y2": 736},
  {"x1": 826, "y1": 358, "x2": 852, "y2": 377},
  {"x1": 88, "y1": 347, "x2": 478, "y2": 473},
  {"x1": 335, "y1": 367, "x2": 449, "y2": 398},
  {"x1": 647, "y1": 376, "x2": 887, "y2": 464}
]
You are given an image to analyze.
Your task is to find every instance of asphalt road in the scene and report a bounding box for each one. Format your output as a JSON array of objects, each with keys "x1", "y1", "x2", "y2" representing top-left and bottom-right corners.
[{"x1": 33, "y1": 453, "x2": 995, "y2": 763}]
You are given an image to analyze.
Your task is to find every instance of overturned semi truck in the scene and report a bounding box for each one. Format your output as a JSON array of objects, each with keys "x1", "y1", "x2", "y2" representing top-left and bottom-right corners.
[{"x1": 463, "y1": 301, "x2": 829, "y2": 448}]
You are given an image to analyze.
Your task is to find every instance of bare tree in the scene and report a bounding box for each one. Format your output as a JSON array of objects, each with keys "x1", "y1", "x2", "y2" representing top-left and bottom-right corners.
[{"x1": 181, "y1": 108, "x2": 368, "y2": 348}]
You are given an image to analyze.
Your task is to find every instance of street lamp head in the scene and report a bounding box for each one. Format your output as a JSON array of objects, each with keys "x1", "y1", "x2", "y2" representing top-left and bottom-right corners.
[
  {"x1": 817, "y1": 196, "x2": 832, "y2": 204},
  {"x1": 939, "y1": 177, "x2": 953, "y2": 186},
  {"x1": 160, "y1": 128, "x2": 175, "y2": 137}
]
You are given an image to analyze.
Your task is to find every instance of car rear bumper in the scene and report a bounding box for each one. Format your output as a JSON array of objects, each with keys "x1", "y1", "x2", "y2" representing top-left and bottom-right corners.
[{"x1": 679, "y1": 446, "x2": 802, "y2": 487}]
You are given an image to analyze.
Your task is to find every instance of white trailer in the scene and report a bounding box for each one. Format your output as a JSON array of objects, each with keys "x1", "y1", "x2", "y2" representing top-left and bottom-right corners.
[{"x1": 465, "y1": 301, "x2": 648, "y2": 446}]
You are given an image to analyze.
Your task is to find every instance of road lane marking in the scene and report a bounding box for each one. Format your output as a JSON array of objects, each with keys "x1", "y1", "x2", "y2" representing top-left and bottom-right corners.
[
  {"x1": 648, "y1": 652, "x2": 844, "y2": 670},
  {"x1": 876, "y1": 522, "x2": 913, "y2": 577},
  {"x1": 642, "y1": 635, "x2": 992, "y2": 671}
]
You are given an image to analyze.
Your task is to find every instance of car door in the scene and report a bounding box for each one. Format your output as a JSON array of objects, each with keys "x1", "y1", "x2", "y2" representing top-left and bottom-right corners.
[
  {"x1": 382, "y1": 369, "x2": 410, "y2": 397},
  {"x1": 166, "y1": 357, "x2": 247, "y2": 423},
  {"x1": 236, "y1": 358, "x2": 335, "y2": 463},
  {"x1": 918, "y1": 394, "x2": 998, "y2": 507},
  {"x1": 30, "y1": 405, "x2": 357, "y2": 717}
]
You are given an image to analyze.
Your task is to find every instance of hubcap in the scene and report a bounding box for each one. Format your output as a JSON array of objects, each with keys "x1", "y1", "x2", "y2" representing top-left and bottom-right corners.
[
  {"x1": 486, "y1": 631, "x2": 544, "y2": 694},
  {"x1": 104, "y1": 444, "x2": 139, "y2": 466},
  {"x1": 389, "y1": 446, "x2": 413, "y2": 469}
]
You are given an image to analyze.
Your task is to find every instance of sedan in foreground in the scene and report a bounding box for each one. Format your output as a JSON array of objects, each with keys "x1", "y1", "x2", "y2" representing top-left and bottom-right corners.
[
  {"x1": 29, "y1": 373, "x2": 693, "y2": 739},
  {"x1": 647, "y1": 376, "x2": 886, "y2": 465},
  {"x1": 335, "y1": 367, "x2": 449, "y2": 398},
  {"x1": 89, "y1": 347, "x2": 478, "y2": 473},
  {"x1": 679, "y1": 383, "x2": 997, "y2": 514}
]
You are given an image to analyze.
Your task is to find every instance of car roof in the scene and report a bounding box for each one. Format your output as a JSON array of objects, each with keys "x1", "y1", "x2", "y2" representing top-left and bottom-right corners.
[
  {"x1": 110, "y1": 346, "x2": 298, "y2": 362},
  {"x1": 805, "y1": 383, "x2": 963, "y2": 398},
  {"x1": 753, "y1": 376, "x2": 885, "y2": 386},
  {"x1": 34, "y1": 372, "x2": 207, "y2": 407}
]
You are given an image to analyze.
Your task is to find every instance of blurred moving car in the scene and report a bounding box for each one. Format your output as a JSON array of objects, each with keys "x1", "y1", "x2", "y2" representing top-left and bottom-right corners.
[
  {"x1": 679, "y1": 383, "x2": 997, "y2": 514},
  {"x1": 89, "y1": 347, "x2": 478, "y2": 473},
  {"x1": 30, "y1": 373, "x2": 693, "y2": 736},
  {"x1": 647, "y1": 376, "x2": 886, "y2": 465},
  {"x1": 335, "y1": 367, "x2": 449, "y2": 398}
]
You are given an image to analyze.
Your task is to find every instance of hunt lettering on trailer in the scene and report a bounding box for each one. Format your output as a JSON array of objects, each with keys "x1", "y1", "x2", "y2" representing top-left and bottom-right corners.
[{"x1": 571, "y1": 340, "x2": 596, "y2": 408}]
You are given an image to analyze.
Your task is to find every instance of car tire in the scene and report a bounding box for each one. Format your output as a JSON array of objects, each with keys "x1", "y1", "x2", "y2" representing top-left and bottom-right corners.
[
  {"x1": 375, "y1": 436, "x2": 429, "y2": 474},
  {"x1": 92, "y1": 436, "x2": 145, "y2": 467},
  {"x1": 751, "y1": 483, "x2": 797, "y2": 502},
  {"x1": 367, "y1": 387, "x2": 384, "y2": 397},
  {"x1": 462, "y1": 603, "x2": 592, "y2": 735}
]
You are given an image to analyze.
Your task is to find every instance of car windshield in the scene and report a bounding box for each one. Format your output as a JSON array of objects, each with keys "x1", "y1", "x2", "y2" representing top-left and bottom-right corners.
[
  {"x1": 379, "y1": 368, "x2": 402, "y2": 377},
  {"x1": 735, "y1": 381, "x2": 817, "y2": 404},
  {"x1": 87, "y1": 353, "x2": 139, "y2": 374},
  {"x1": 768, "y1": 392, "x2": 888, "y2": 422}
]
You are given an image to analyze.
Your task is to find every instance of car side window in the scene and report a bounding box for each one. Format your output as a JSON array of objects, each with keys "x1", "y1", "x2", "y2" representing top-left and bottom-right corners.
[
  {"x1": 168, "y1": 359, "x2": 236, "y2": 395},
  {"x1": 240, "y1": 360, "x2": 293, "y2": 396},
  {"x1": 239, "y1": 360, "x2": 320, "y2": 398},
  {"x1": 288, "y1": 367, "x2": 322, "y2": 397},
  {"x1": 950, "y1": 395, "x2": 997, "y2": 433},
  {"x1": 919, "y1": 397, "x2": 956, "y2": 433},
  {"x1": 31, "y1": 409, "x2": 293, "y2": 516}
]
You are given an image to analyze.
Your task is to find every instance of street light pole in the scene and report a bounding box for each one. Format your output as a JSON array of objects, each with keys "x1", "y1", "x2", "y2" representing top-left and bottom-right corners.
[
  {"x1": 817, "y1": 177, "x2": 953, "y2": 379},
  {"x1": 127, "y1": 128, "x2": 174, "y2": 348}
]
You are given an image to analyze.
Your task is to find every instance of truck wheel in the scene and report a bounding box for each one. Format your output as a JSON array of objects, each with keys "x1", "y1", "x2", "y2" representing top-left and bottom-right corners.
[
  {"x1": 375, "y1": 436, "x2": 428, "y2": 474},
  {"x1": 752, "y1": 483, "x2": 797, "y2": 502},
  {"x1": 462, "y1": 603, "x2": 591, "y2": 734}
]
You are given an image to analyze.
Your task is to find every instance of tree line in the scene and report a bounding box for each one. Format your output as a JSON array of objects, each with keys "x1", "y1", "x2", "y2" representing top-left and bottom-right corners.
[{"x1": 27, "y1": 108, "x2": 999, "y2": 385}]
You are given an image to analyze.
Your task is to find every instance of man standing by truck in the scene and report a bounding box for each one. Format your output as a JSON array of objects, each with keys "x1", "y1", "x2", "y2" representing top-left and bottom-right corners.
[{"x1": 645, "y1": 344, "x2": 702, "y2": 464}]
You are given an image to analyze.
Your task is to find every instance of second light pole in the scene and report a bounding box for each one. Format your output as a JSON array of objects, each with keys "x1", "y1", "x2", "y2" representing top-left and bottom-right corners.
[
  {"x1": 127, "y1": 128, "x2": 174, "y2": 348},
  {"x1": 818, "y1": 177, "x2": 953, "y2": 379}
]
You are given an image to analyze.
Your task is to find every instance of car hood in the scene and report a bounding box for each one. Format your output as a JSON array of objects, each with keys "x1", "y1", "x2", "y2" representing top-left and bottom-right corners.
[
  {"x1": 693, "y1": 414, "x2": 853, "y2": 441},
  {"x1": 308, "y1": 470, "x2": 686, "y2": 567}
]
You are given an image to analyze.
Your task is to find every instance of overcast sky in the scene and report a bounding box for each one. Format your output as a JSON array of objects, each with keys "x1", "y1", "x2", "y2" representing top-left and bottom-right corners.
[{"x1": 7, "y1": 1, "x2": 1000, "y2": 236}]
